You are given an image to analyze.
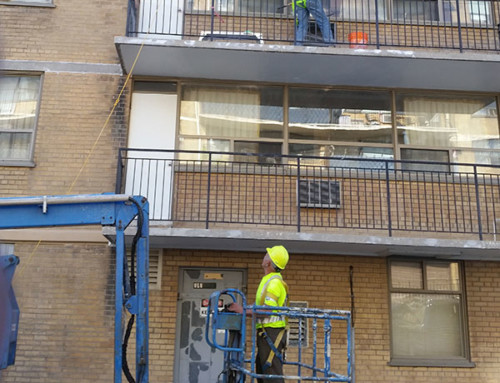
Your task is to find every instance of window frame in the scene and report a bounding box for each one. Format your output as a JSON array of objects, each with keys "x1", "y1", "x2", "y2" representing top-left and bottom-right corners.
[
  {"x1": 387, "y1": 258, "x2": 475, "y2": 367},
  {"x1": 0, "y1": 73, "x2": 43, "y2": 167},
  {"x1": 0, "y1": 0, "x2": 55, "y2": 7}
]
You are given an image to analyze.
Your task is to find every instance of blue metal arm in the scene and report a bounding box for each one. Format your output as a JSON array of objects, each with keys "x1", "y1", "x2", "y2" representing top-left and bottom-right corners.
[
  {"x1": 0, "y1": 194, "x2": 149, "y2": 383},
  {"x1": 0, "y1": 255, "x2": 20, "y2": 370}
]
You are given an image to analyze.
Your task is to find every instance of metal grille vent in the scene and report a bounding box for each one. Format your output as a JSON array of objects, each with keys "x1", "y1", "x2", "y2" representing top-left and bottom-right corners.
[
  {"x1": 287, "y1": 301, "x2": 308, "y2": 347},
  {"x1": 299, "y1": 180, "x2": 341, "y2": 208},
  {"x1": 127, "y1": 249, "x2": 162, "y2": 290}
]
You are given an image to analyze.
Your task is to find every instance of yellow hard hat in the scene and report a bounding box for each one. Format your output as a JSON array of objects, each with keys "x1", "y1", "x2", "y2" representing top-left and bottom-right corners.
[{"x1": 266, "y1": 245, "x2": 289, "y2": 270}]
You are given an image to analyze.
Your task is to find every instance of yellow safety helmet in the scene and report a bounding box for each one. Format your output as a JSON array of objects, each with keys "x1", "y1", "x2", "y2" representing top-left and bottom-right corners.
[{"x1": 266, "y1": 245, "x2": 289, "y2": 270}]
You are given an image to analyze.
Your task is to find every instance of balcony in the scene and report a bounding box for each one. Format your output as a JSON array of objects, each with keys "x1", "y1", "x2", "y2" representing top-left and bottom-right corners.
[
  {"x1": 116, "y1": 0, "x2": 500, "y2": 92},
  {"x1": 125, "y1": 0, "x2": 500, "y2": 51},
  {"x1": 112, "y1": 149, "x2": 500, "y2": 259}
]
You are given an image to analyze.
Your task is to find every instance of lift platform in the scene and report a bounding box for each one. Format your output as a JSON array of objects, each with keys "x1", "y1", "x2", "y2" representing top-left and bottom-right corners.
[
  {"x1": 0, "y1": 194, "x2": 149, "y2": 383},
  {"x1": 206, "y1": 289, "x2": 355, "y2": 383}
]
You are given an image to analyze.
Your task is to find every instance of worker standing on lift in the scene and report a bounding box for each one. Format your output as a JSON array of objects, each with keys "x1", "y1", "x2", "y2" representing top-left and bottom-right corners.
[{"x1": 229, "y1": 245, "x2": 289, "y2": 383}]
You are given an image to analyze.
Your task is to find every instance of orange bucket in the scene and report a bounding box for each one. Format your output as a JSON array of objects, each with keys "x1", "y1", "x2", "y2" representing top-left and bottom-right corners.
[{"x1": 348, "y1": 32, "x2": 368, "y2": 49}]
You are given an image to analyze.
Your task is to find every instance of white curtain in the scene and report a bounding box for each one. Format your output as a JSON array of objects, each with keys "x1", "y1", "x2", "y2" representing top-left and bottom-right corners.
[{"x1": 0, "y1": 76, "x2": 40, "y2": 160}]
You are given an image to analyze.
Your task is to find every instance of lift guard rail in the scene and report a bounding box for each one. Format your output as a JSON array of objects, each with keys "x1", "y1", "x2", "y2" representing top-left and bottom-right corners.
[{"x1": 206, "y1": 289, "x2": 354, "y2": 383}]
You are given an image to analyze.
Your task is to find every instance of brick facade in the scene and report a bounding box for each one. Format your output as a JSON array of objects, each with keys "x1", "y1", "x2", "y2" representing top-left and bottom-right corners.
[{"x1": 3, "y1": 248, "x2": 500, "y2": 382}]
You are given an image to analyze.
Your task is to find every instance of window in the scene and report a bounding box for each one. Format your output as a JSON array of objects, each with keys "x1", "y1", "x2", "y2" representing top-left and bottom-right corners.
[
  {"x1": 393, "y1": 0, "x2": 438, "y2": 21},
  {"x1": 0, "y1": 75, "x2": 42, "y2": 164},
  {"x1": 179, "y1": 84, "x2": 283, "y2": 159},
  {"x1": 0, "y1": 0, "x2": 53, "y2": 5},
  {"x1": 389, "y1": 259, "x2": 473, "y2": 366},
  {"x1": 396, "y1": 93, "x2": 499, "y2": 151}
]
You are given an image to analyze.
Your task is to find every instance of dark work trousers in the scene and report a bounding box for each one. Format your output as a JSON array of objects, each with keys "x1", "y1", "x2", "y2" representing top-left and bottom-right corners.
[{"x1": 256, "y1": 327, "x2": 286, "y2": 383}]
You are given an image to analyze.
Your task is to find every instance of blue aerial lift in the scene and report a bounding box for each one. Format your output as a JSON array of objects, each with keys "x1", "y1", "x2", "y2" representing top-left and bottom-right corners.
[{"x1": 0, "y1": 194, "x2": 149, "y2": 383}]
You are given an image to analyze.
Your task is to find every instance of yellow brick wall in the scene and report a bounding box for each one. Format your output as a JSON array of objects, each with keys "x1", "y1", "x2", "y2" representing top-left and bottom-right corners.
[
  {"x1": 147, "y1": 249, "x2": 500, "y2": 383},
  {"x1": 2, "y1": 242, "x2": 115, "y2": 383},
  {"x1": 0, "y1": 0, "x2": 126, "y2": 63},
  {"x1": 0, "y1": 72, "x2": 129, "y2": 197},
  {"x1": 2, "y1": 246, "x2": 500, "y2": 383}
]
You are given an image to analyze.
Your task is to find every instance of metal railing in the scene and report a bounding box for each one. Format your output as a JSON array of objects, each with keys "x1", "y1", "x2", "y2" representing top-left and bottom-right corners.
[
  {"x1": 116, "y1": 148, "x2": 500, "y2": 240},
  {"x1": 126, "y1": 0, "x2": 500, "y2": 51}
]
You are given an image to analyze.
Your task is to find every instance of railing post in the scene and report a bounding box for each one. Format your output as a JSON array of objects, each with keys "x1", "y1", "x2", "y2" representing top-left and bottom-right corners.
[
  {"x1": 455, "y1": 0, "x2": 464, "y2": 52},
  {"x1": 375, "y1": 0, "x2": 380, "y2": 49},
  {"x1": 297, "y1": 157, "x2": 301, "y2": 232},
  {"x1": 206, "y1": 152, "x2": 212, "y2": 229},
  {"x1": 210, "y1": 0, "x2": 215, "y2": 41},
  {"x1": 115, "y1": 149, "x2": 124, "y2": 194},
  {"x1": 385, "y1": 160, "x2": 392, "y2": 237},
  {"x1": 473, "y1": 165, "x2": 483, "y2": 240}
]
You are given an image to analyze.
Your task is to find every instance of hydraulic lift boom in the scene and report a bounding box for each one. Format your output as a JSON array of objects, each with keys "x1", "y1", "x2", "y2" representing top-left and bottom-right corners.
[{"x1": 0, "y1": 194, "x2": 150, "y2": 383}]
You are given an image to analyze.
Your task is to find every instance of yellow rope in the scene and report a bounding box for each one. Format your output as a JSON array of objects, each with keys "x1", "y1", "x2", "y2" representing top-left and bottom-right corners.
[{"x1": 14, "y1": 0, "x2": 160, "y2": 274}]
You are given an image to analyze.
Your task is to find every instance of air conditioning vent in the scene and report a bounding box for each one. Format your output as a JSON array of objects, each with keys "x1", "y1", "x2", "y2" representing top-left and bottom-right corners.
[
  {"x1": 380, "y1": 113, "x2": 392, "y2": 124},
  {"x1": 127, "y1": 249, "x2": 162, "y2": 290},
  {"x1": 298, "y1": 180, "x2": 341, "y2": 209},
  {"x1": 288, "y1": 301, "x2": 308, "y2": 347}
]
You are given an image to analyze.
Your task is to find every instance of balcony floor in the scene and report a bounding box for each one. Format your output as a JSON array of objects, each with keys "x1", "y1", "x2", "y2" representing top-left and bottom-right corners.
[{"x1": 115, "y1": 36, "x2": 500, "y2": 92}]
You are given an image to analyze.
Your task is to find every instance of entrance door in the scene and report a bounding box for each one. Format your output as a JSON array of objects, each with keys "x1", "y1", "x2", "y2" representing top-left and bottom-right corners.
[
  {"x1": 174, "y1": 268, "x2": 246, "y2": 383},
  {"x1": 138, "y1": 0, "x2": 184, "y2": 39},
  {"x1": 126, "y1": 85, "x2": 177, "y2": 221}
]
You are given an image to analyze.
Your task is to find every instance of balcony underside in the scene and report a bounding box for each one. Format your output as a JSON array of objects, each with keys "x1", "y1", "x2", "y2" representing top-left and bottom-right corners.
[
  {"x1": 103, "y1": 225, "x2": 500, "y2": 261},
  {"x1": 115, "y1": 37, "x2": 500, "y2": 92}
]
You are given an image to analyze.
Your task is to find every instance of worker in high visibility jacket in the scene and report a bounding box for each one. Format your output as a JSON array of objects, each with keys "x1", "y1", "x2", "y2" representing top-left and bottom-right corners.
[
  {"x1": 293, "y1": 0, "x2": 334, "y2": 45},
  {"x1": 229, "y1": 245, "x2": 289, "y2": 383}
]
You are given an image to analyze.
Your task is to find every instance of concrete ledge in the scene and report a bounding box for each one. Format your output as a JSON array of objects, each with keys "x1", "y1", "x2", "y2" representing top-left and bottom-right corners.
[{"x1": 103, "y1": 226, "x2": 500, "y2": 261}]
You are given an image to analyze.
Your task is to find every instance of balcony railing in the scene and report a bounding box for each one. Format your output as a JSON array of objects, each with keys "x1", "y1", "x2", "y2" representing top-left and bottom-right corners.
[
  {"x1": 126, "y1": 0, "x2": 500, "y2": 51},
  {"x1": 116, "y1": 149, "x2": 500, "y2": 240}
]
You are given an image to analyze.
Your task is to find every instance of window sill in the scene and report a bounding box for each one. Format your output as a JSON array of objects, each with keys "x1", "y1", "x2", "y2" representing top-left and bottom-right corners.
[
  {"x1": 389, "y1": 358, "x2": 476, "y2": 368},
  {"x1": 0, "y1": 1, "x2": 55, "y2": 7},
  {"x1": 0, "y1": 160, "x2": 36, "y2": 168}
]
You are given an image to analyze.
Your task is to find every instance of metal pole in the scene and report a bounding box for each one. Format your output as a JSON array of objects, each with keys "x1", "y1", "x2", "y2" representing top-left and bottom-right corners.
[
  {"x1": 206, "y1": 152, "x2": 212, "y2": 229},
  {"x1": 385, "y1": 161, "x2": 393, "y2": 236},
  {"x1": 114, "y1": 227, "x2": 125, "y2": 383},
  {"x1": 297, "y1": 157, "x2": 301, "y2": 232},
  {"x1": 455, "y1": 0, "x2": 463, "y2": 52},
  {"x1": 473, "y1": 165, "x2": 483, "y2": 240},
  {"x1": 116, "y1": 149, "x2": 124, "y2": 194}
]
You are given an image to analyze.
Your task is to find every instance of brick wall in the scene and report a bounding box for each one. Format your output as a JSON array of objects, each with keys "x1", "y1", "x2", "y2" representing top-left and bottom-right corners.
[
  {"x1": 148, "y1": 249, "x2": 500, "y2": 383},
  {"x1": 2, "y1": 246, "x2": 499, "y2": 383},
  {"x1": 0, "y1": 0, "x2": 126, "y2": 63},
  {"x1": 2, "y1": 242, "x2": 115, "y2": 383},
  {"x1": 0, "y1": 72, "x2": 129, "y2": 197}
]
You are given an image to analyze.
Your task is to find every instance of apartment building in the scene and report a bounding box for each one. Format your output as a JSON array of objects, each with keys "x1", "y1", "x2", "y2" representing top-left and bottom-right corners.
[{"x1": 1, "y1": 0, "x2": 500, "y2": 382}]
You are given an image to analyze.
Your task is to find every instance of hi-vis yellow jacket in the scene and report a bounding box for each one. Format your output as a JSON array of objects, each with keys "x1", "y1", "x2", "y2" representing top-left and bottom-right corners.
[{"x1": 255, "y1": 272, "x2": 288, "y2": 329}]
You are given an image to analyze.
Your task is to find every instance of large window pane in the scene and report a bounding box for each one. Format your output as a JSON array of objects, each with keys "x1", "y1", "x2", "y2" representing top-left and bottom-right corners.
[
  {"x1": 180, "y1": 84, "x2": 283, "y2": 139},
  {"x1": 289, "y1": 143, "x2": 393, "y2": 168},
  {"x1": 390, "y1": 261, "x2": 423, "y2": 289},
  {"x1": 288, "y1": 88, "x2": 392, "y2": 143},
  {"x1": 396, "y1": 94, "x2": 499, "y2": 149},
  {"x1": 426, "y1": 262, "x2": 460, "y2": 291},
  {"x1": 331, "y1": 0, "x2": 386, "y2": 21},
  {"x1": 178, "y1": 137, "x2": 230, "y2": 160},
  {"x1": 391, "y1": 293, "x2": 464, "y2": 358},
  {"x1": 0, "y1": 75, "x2": 41, "y2": 161},
  {"x1": 393, "y1": 0, "x2": 438, "y2": 21}
]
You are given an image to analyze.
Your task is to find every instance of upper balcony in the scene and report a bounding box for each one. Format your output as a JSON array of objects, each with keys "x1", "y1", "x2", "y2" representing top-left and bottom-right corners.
[
  {"x1": 116, "y1": 0, "x2": 500, "y2": 92},
  {"x1": 111, "y1": 149, "x2": 500, "y2": 260}
]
